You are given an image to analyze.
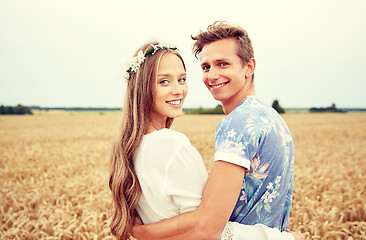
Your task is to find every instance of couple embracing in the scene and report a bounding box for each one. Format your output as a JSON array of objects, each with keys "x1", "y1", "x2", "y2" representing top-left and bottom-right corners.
[{"x1": 109, "y1": 21, "x2": 305, "y2": 240}]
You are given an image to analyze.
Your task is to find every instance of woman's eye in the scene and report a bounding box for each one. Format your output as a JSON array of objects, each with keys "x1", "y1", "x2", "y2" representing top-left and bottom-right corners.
[
  {"x1": 202, "y1": 65, "x2": 210, "y2": 71},
  {"x1": 220, "y1": 62, "x2": 228, "y2": 67},
  {"x1": 159, "y1": 79, "x2": 169, "y2": 84}
]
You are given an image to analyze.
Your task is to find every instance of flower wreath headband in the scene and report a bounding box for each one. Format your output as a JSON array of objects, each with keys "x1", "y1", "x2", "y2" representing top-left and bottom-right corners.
[{"x1": 123, "y1": 43, "x2": 178, "y2": 81}]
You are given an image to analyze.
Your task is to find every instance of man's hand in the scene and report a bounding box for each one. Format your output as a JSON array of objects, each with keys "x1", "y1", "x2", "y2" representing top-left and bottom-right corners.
[
  {"x1": 134, "y1": 215, "x2": 143, "y2": 226},
  {"x1": 287, "y1": 229, "x2": 305, "y2": 240},
  {"x1": 131, "y1": 215, "x2": 144, "y2": 239}
]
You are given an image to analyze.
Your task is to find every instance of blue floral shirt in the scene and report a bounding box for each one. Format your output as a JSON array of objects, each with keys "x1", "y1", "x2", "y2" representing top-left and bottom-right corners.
[{"x1": 214, "y1": 96, "x2": 294, "y2": 231}]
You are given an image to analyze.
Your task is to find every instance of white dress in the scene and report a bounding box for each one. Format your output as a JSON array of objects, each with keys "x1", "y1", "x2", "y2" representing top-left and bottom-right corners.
[{"x1": 134, "y1": 129, "x2": 294, "y2": 240}]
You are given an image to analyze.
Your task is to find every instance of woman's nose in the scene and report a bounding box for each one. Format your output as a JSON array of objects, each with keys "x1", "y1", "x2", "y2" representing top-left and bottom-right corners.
[{"x1": 171, "y1": 83, "x2": 184, "y2": 95}]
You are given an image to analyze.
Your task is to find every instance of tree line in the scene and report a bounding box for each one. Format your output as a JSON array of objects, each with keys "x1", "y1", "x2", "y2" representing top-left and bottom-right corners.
[
  {"x1": 186, "y1": 104, "x2": 225, "y2": 114},
  {"x1": 0, "y1": 104, "x2": 33, "y2": 115},
  {"x1": 0, "y1": 100, "x2": 286, "y2": 115},
  {"x1": 309, "y1": 103, "x2": 346, "y2": 113},
  {"x1": 185, "y1": 100, "x2": 287, "y2": 115}
]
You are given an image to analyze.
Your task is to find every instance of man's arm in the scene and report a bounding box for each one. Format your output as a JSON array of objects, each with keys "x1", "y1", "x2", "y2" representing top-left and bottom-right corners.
[{"x1": 132, "y1": 161, "x2": 245, "y2": 240}]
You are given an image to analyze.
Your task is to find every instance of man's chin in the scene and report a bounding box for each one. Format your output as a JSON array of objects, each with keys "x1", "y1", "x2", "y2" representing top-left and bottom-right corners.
[{"x1": 212, "y1": 94, "x2": 224, "y2": 102}]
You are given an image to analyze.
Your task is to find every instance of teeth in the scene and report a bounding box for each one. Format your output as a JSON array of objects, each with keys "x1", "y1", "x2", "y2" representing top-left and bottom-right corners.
[
  {"x1": 168, "y1": 100, "x2": 181, "y2": 105},
  {"x1": 211, "y1": 83, "x2": 225, "y2": 89}
]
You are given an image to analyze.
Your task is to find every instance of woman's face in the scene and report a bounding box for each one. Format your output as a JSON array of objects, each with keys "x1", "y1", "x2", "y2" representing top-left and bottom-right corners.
[{"x1": 150, "y1": 53, "x2": 187, "y2": 127}]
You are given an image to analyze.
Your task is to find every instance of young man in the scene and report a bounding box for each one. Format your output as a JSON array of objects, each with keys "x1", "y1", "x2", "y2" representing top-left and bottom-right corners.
[{"x1": 132, "y1": 21, "x2": 302, "y2": 240}]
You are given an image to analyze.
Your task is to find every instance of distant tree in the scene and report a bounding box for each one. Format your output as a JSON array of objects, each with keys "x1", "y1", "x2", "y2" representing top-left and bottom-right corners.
[
  {"x1": 329, "y1": 103, "x2": 337, "y2": 112},
  {"x1": 7, "y1": 106, "x2": 14, "y2": 114},
  {"x1": 14, "y1": 104, "x2": 25, "y2": 114},
  {"x1": 210, "y1": 104, "x2": 224, "y2": 114},
  {"x1": 272, "y1": 100, "x2": 285, "y2": 114},
  {"x1": 0, "y1": 105, "x2": 4, "y2": 114}
]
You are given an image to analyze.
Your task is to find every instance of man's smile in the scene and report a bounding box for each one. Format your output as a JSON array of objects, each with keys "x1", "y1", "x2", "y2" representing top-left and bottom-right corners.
[{"x1": 209, "y1": 81, "x2": 229, "y2": 89}]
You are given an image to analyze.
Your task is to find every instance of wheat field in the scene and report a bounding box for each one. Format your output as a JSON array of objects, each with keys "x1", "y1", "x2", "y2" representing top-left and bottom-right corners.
[{"x1": 1, "y1": 112, "x2": 365, "y2": 239}]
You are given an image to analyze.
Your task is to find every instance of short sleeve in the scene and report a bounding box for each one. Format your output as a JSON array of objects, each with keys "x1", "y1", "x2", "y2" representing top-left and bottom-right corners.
[
  {"x1": 164, "y1": 141, "x2": 208, "y2": 213},
  {"x1": 214, "y1": 115, "x2": 255, "y2": 170}
]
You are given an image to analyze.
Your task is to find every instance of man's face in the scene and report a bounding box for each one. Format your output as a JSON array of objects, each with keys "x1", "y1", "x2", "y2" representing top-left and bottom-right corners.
[{"x1": 200, "y1": 38, "x2": 253, "y2": 109}]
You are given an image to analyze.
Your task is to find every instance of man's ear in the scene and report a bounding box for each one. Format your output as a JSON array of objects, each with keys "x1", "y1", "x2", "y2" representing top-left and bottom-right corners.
[{"x1": 245, "y1": 58, "x2": 256, "y2": 79}]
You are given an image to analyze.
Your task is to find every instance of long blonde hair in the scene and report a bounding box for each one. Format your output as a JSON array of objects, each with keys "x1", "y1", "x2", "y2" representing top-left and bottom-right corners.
[{"x1": 109, "y1": 41, "x2": 185, "y2": 239}]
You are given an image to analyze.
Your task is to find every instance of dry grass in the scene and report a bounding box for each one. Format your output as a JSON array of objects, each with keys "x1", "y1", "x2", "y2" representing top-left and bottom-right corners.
[{"x1": 1, "y1": 112, "x2": 365, "y2": 239}]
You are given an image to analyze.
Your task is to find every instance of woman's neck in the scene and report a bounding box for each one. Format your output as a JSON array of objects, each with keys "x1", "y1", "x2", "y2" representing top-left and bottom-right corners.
[{"x1": 145, "y1": 119, "x2": 166, "y2": 135}]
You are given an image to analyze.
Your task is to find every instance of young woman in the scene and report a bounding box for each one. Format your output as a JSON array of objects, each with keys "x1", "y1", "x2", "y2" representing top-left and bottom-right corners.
[{"x1": 109, "y1": 42, "x2": 302, "y2": 240}]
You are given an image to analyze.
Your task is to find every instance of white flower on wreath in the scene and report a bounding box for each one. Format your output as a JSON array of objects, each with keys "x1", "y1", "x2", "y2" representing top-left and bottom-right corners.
[
  {"x1": 122, "y1": 71, "x2": 130, "y2": 81},
  {"x1": 122, "y1": 43, "x2": 177, "y2": 81},
  {"x1": 155, "y1": 42, "x2": 173, "y2": 50},
  {"x1": 129, "y1": 50, "x2": 145, "y2": 73}
]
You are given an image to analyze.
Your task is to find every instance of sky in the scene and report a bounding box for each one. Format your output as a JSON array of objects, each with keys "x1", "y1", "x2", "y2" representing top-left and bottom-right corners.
[{"x1": 1, "y1": 0, "x2": 365, "y2": 109}]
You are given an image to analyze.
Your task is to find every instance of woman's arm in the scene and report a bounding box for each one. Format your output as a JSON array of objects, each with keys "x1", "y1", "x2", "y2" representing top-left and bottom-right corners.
[{"x1": 133, "y1": 161, "x2": 245, "y2": 239}]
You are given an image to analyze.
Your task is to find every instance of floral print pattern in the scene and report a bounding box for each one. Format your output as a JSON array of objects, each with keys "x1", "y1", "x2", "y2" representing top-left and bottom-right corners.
[{"x1": 214, "y1": 96, "x2": 294, "y2": 231}]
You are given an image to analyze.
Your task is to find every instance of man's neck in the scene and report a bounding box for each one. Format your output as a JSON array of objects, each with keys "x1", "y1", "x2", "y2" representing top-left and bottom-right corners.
[{"x1": 222, "y1": 88, "x2": 256, "y2": 115}]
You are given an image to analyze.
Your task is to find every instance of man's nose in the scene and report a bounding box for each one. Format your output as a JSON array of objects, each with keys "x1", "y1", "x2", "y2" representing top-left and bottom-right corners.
[{"x1": 207, "y1": 67, "x2": 219, "y2": 81}]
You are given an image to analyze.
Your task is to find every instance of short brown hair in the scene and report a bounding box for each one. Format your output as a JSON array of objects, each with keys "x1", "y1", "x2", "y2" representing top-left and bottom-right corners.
[{"x1": 192, "y1": 21, "x2": 254, "y2": 66}]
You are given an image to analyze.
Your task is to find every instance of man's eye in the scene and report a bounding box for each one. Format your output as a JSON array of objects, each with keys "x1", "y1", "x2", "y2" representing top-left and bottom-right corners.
[{"x1": 178, "y1": 78, "x2": 186, "y2": 83}]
